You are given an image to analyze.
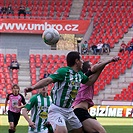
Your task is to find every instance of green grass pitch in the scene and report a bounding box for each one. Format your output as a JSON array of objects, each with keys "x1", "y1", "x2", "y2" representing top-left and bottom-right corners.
[{"x1": 0, "y1": 115, "x2": 133, "y2": 133}]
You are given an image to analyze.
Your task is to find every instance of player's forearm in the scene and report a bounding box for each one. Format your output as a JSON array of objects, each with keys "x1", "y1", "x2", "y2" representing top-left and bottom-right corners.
[
  {"x1": 86, "y1": 70, "x2": 102, "y2": 86},
  {"x1": 32, "y1": 77, "x2": 53, "y2": 90},
  {"x1": 92, "y1": 59, "x2": 112, "y2": 72},
  {"x1": 22, "y1": 109, "x2": 31, "y2": 123},
  {"x1": 17, "y1": 104, "x2": 26, "y2": 109},
  {"x1": 92, "y1": 56, "x2": 120, "y2": 72},
  {"x1": 4, "y1": 101, "x2": 7, "y2": 111}
]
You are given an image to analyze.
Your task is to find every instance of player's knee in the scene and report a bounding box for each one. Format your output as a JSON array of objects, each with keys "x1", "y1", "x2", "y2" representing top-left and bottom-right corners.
[
  {"x1": 55, "y1": 125, "x2": 67, "y2": 133},
  {"x1": 10, "y1": 126, "x2": 14, "y2": 130},
  {"x1": 98, "y1": 127, "x2": 106, "y2": 133},
  {"x1": 9, "y1": 124, "x2": 15, "y2": 130}
]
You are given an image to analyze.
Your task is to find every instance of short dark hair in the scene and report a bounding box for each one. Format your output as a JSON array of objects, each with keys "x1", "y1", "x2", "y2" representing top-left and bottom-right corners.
[
  {"x1": 66, "y1": 51, "x2": 80, "y2": 67},
  {"x1": 82, "y1": 61, "x2": 91, "y2": 73},
  {"x1": 12, "y1": 84, "x2": 20, "y2": 89},
  {"x1": 82, "y1": 61, "x2": 94, "y2": 77}
]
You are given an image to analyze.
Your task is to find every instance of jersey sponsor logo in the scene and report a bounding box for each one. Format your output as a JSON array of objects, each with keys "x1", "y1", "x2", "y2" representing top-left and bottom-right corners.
[
  {"x1": 12, "y1": 99, "x2": 18, "y2": 106},
  {"x1": 70, "y1": 89, "x2": 78, "y2": 99},
  {"x1": 37, "y1": 105, "x2": 48, "y2": 111},
  {"x1": 69, "y1": 80, "x2": 80, "y2": 89},
  {"x1": 39, "y1": 112, "x2": 48, "y2": 119}
]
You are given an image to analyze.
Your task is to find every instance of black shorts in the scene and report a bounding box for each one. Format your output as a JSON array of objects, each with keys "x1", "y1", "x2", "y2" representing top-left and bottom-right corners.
[
  {"x1": 8, "y1": 110, "x2": 20, "y2": 126},
  {"x1": 73, "y1": 108, "x2": 96, "y2": 122}
]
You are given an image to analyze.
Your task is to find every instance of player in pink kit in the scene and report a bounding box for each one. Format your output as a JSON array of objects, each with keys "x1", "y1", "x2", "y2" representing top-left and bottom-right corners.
[
  {"x1": 4, "y1": 84, "x2": 26, "y2": 133},
  {"x1": 72, "y1": 56, "x2": 121, "y2": 133}
]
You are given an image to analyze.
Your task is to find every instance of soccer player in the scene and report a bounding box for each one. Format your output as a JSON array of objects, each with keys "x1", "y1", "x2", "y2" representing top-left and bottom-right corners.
[
  {"x1": 72, "y1": 56, "x2": 121, "y2": 133},
  {"x1": 24, "y1": 51, "x2": 96, "y2": 133},
  {"x1": 22, "y1": 86, "x2": 52, "y2": 133},
  {"x1": 4, "y1": 84, "x2": 26, "y2": 133}
]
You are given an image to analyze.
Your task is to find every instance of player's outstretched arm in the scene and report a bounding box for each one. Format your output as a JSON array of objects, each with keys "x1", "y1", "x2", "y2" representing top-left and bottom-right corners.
[
  {"x1": 24, "y1": 77, "x2": 54, "y2": 95},
  {"x1": 3, "y1": 99, "x2": 8, "y2": 114},
  {"x1": 85, "y1": 56, "x2": 121, "y2": 86},
  {"x1": 14, "y1": 104, "x2": 26, "y2": 109},
  {"x1": 22, "y1": 108, "x2": 36, "y2": 129},
  {"x1": 91, "y1": 56, "x2": 121, "y2": 73}
]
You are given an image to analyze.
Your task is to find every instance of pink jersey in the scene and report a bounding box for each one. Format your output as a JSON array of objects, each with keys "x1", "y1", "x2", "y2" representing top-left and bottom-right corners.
[
  {"x1": 6, "y1": 93, "x2": 26, "y2": 113},
  {"x1": 72, "y1": 84, "x2": 94, "y2": 108}
]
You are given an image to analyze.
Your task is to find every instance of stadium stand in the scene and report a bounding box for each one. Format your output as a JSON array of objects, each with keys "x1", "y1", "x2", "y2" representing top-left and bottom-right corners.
[
  {"x1": 1, "y1": 0, "x2": 72, "y2": 19},
  {"x1": 80, "y1": 0, "x2": 132, "y2": 49},
  {"x1": 114, "y1": 82, "x2": 133, "y2": 101},
  {"x1": 0, "y1": 53, "x2": 19, "y2": 99}
]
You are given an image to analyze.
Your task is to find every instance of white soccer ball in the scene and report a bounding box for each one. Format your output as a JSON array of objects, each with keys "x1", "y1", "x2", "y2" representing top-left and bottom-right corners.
[{"x1": 42, "y1": 28, "x2": 60, "y2": 45}]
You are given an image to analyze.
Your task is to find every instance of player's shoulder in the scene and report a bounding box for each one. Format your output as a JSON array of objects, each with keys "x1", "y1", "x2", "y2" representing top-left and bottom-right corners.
[
  {"x1": 57, "y1": 66, "x2": 69, "y2": 73},
  {"x1": 6, "y1": 93, "x2": 13, "y2": 98},
  {"x1": 8, "y1": 93, "x2": 13, "y2": 95},
  {"x1": 29, "y1": 94, "x2": 39, "y2": 101},
  {"x1": 47, "y1": 95, "x2": 52, "y2": 99},
  {"x1": 58, "y1": 66, "x2": 68, "y2": 70},
  {"x1": 78, "y1": 70, "x2": 84, "y2": 75},
  {"x1": 33, "y1": 93, "x2": 39, "y2": 98},
  {"x1": 19, "y1": 93, "x2": 25, "y2": 97}
]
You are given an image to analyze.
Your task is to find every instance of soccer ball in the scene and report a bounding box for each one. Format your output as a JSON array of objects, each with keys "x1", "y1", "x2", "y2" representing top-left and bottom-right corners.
[{"x1": 42, "y1": 28, "x2": 60, "y2": 45}]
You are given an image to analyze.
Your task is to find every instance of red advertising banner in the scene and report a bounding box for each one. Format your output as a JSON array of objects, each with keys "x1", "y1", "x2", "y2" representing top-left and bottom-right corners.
[{"x1": 0, "y1": 19, "x2": 90, "y2": 34}]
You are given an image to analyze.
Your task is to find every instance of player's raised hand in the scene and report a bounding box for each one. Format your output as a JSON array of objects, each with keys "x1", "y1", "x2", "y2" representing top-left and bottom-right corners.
[
  {"x1": 29, "y1": 121, "x2": 36, "y2": 129},
  {"x1": 111, "y1": 56, "x2": 121, "y2": 62},
  {"x1": 3, "y1": 109, "x2": 7, "y2": 114},
  {"x1": 24, "y1": 87, "x2": 33, "y2": 96}
]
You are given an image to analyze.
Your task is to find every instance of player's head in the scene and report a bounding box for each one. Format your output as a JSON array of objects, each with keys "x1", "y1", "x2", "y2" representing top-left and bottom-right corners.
[
  {"x1": 38, "y1": 78, "x2": 48, "y2": 96},
  {"x1": 12, "y1": 84, "x2": 20, "y2": 95},
  {"x1": 82, "y1": 61, "x2": 92, "y2": 76},
  {"x1": 39, "y1": 87, "x2": 48, "y2": 97},
  {"x1": 67, "y1": 51, "x2": 83, "y2": 70},
  {"x1": 84, "y1": 41, "x2": 87, "y2": 44}
]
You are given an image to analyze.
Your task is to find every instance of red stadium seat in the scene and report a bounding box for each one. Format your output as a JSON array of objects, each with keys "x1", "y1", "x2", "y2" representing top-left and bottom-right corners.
[
  {"x1": 5, "y1": 73, "x2": 10, "y2": 79},
  {"x1": 32, "y1": 90, "x2": 37, "y2": 95},
  {"x1": 0, "y1": 57, "x2": 4, "y2": 67},
  {"x1": 12, "y1": 69, "x2": 18, "y2": 74},
  {"x1": 12, "y1": 73, "x2": 18, "y2": 79},
  {"x1": 1, "y1": 91, "x2": 6, "y2": 98},
  {"x1": 127, "y1": 61, "x2": 132, "y2": 69},
  {"x1": 31, "y1": 79, "x2": 37, "y2": 85},
  {"x1": 30, "y1": 58, "x2": 35, "y2": 64},
  {"x1": 31, "y1": 73, "x2": 36, "y2": 79},
  {"x1": 30, "y1": 68, "x2": 36, "y2": 74},
  {"x1": 11, "y1": 54, "x2": 17, "y2": 60},
  {"x1": 36, "y1": 57, "x2": 41, "y2": 67}
]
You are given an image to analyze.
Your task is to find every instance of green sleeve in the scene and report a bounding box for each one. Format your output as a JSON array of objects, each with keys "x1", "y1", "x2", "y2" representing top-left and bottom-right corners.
[
  {"x1": 24, "y1": 95, "x2": 37, "y2": 111},
  {"x1": 49, "y1": 68, "x2": 65, "y2": 82}
]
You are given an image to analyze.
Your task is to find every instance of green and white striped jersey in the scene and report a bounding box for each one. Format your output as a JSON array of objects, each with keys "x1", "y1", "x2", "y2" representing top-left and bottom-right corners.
[
  {"x1": 25, "y1": 94, "x2": 52, "y2": 132},
  {"x1": 49, "y1": 66, "x2": 88, "y2": 108}
]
